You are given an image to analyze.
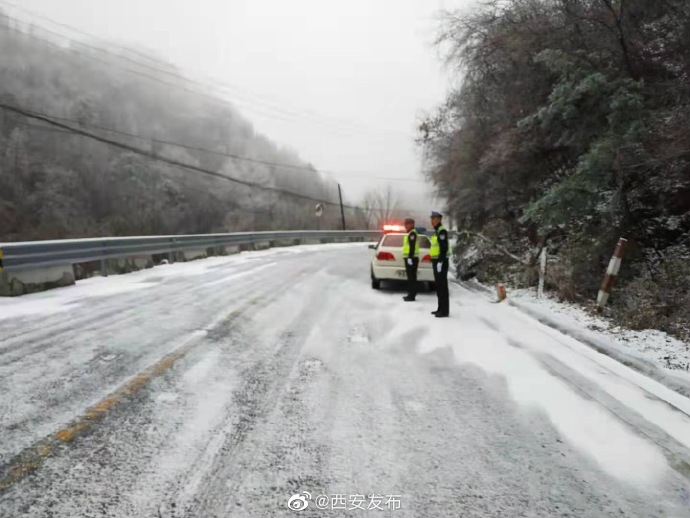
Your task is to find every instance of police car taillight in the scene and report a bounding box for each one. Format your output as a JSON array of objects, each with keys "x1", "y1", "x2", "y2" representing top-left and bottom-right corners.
[
  {"x1": 376, "y1": 251, "x2": 395, "y2": 261},
  {"x1": 422, "y1": 254, "x2": 431, "y2": 262}
]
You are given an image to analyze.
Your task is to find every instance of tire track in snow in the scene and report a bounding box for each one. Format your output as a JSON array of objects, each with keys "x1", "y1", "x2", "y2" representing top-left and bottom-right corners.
[
  {"x1": 0, "y1": 260, "x2": 278, "y2": 362},
  {"x1": 0, "y1": 268, "x2": 308, "y2": 494},
  {"x1": 186, "y1": 277, "x2": 340, "y2": 517},
  {"x1": 0, "y1": 260, "x2": 284, "y2": 464}
]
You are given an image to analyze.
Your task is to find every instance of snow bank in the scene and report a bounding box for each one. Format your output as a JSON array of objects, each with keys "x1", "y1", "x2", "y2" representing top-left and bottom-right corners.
[
  {"x1": 512, "y1": 288, "x2": 690, "y2": 372},
  {"x1": 461, "y1": 281, "x2": 690, "y2": 398}
]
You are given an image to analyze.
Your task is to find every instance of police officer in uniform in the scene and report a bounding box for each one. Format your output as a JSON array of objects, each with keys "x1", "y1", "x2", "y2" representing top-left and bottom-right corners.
[
  {"x1": 402, "y1": 217, "x2": 419, "y2": 302},
  {"x1": 430, "y1": 211, "x2": 450, "y2": 317}
]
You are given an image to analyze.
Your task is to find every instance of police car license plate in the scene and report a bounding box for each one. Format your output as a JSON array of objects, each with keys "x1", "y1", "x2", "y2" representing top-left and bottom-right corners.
[{"x1": 395, "y1": 270, "x2": 407, "y2": 278}]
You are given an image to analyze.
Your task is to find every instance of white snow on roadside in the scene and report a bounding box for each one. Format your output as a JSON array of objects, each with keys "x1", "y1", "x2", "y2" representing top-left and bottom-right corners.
[
  {"x1": 510, "y1": 288, "x2": 690, "y2": 373},
  {"x1": 381, "y1": 285, "x2": 690, "y2": 487},
  {"x1": 411, "y1": 313, "x2": 671, "y2": 488},
  {"x1": 0, "y1": 242, "x2": 370, "y2": 321},
  {"x1": 486, "y1": 303, "x2": 690, "y2": 450},
  {"x1": 0, "y1": 296, "x2": 78, "y2": 320}
]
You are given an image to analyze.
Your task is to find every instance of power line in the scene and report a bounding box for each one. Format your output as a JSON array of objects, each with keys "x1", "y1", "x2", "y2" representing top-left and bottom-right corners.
[
  {"x1": 28, "y1": 116, "x2": 326, "y2": 175},
  {"x1": 0, "y1": 12, "x2": 428, "y2": 186},
  {"x1": 2, "y1": 102, "x2": 344, "y2": 207},
  {"x1": 23, "y1": 112, "x2": 428, "y2": 185},
  {"x1": 0, "y1": 0, "x2": 171, "y2": 69},
  {"x1": 0, "y1": 9, "x2": 428, "y2": 185},
  {"x1": 5, "y1": 102, "x2": 432, "y2": 214},
  {"x1": 23, "y1": 118, "x2": 427, "y2": 185}
]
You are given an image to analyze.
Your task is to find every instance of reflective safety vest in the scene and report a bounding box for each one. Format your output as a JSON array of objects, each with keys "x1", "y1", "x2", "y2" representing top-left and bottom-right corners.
[
  {"x1": 430, "y1": 225, "x2": 450, "y2": 259},
  {"x1": 402, "y1": 229, "x2": 420, "y2": 258}
]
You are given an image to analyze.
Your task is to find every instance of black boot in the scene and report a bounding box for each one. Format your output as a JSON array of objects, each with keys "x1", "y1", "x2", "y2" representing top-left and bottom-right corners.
[{"x1": 403, "y1": 295, "x2": 416, "y2": 302}]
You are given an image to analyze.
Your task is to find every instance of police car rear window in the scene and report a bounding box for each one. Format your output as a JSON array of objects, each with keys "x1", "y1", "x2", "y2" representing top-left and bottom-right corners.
[
  {"x1": 382, "y1": 235, "x2": 431, "y2": 248},
  {"x1": 382, "y1": 235, "x2": 404, "y2": 247}
]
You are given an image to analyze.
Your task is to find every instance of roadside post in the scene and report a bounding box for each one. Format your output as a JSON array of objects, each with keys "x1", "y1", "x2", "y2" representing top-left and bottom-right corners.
[{"x1": 596, "y1": 237, "x2": 628, "y2": 311}]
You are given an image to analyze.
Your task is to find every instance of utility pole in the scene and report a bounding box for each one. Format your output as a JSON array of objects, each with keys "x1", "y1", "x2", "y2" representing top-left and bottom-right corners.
[{"x1": 337, "y1": 183, "x2": 346, "y2": 231}]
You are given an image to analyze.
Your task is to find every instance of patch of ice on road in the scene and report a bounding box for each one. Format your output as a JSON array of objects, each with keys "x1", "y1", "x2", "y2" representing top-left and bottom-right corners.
[{"x1": 417, "y1": 317, "x2": 670, "y2": 488}]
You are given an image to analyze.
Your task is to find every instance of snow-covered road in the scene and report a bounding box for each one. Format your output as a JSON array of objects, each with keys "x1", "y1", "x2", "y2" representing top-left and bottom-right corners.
[{"x1": 1, "y1": 243, "x2": 690, "y2": 517}]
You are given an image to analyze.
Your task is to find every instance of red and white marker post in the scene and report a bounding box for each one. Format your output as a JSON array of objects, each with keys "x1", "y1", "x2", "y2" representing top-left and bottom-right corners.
[
  {"x1": 596, "y1": 237, "x2": 628, "y2": 310},
  {"x1": 496, "y1": 283, "x2": 507, "y2": 302}
]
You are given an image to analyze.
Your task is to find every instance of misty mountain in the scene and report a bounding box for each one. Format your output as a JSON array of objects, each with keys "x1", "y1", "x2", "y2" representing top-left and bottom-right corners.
[{"x1": 0, "y1": 9, "x2": 345, "y2": 241}]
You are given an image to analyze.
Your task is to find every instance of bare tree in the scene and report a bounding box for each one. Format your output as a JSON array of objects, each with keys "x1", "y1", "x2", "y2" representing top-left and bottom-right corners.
[{"x1": 361, "y1": 185, "x2": 400, "y2": 229}]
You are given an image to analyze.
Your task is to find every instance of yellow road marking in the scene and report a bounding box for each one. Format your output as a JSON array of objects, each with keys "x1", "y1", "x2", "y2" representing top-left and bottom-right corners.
[
  {"x1": 0, "y1": 299, "x2": 261, "y2": 492},
  {"x1": 0, "y1": 268, "x2": 308, "y2": 493},
  {"x1": 0, "y1": 270, "x2": 306, "y2": 493}
]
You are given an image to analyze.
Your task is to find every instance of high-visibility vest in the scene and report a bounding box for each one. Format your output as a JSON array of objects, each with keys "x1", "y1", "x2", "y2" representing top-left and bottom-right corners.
[
  {"x1": 430, "y1": 225, "x2": 450, "y2": 259},
  {"x1": 402, "y1": 229, "x2": 420, "y2": 258}
]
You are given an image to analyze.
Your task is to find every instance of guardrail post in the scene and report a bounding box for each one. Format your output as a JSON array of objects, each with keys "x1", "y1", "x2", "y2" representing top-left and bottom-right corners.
[{"x1": 100, "y1": 240, "x2": 109, "y2": 277}]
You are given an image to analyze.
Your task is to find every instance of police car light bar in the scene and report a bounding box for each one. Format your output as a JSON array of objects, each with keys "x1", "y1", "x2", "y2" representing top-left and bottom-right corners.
[{"x1": 383, "y1": 224, "x2": 405, "y2": 233}]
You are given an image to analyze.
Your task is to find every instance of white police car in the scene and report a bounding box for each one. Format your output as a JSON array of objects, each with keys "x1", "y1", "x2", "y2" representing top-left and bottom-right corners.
[{"x1": 369, "y1": 225, "x2": 435, "y2": 290}]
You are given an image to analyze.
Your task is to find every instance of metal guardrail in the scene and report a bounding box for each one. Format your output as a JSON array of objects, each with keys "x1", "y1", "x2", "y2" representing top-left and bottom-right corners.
[{"x1": 0, "y1": 230, "x2": 382, "y2": 272}]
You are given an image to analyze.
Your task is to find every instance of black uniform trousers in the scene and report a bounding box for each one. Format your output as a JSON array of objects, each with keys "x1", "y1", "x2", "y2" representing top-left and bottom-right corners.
[
  {"x1": 432, "y1": 258, "x2": 449, "y2": 315},
  {"x1": 404, "y1": 257, "x2": 419, "y2": 298}
]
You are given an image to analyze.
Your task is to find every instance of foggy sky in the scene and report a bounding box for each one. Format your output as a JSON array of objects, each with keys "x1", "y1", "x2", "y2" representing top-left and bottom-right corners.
[{"x1": 9, "y1": 0, "x2": 475, "y2": 217}]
